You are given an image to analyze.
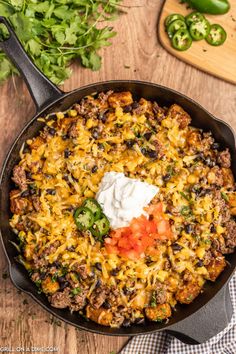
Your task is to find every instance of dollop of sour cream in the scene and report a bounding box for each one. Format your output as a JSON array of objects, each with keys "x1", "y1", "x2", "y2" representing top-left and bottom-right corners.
[{"x1": 96, "y1": 172, "x2": 159, "y2": 229}]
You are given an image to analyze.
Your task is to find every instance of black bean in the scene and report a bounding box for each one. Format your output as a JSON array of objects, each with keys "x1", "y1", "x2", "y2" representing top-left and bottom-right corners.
[
  {"x1": 46, "y1": 189, "x2": 56, "y2": 195},
  {"x1": 91, "y1": 165, "x2": 98, "y2": 173},
  {"x1": 95, "y1": 279, "x2": 102, "y2": 288},
  {"x1": 40, "y1": 272, "x2": 47, "y2": 280},
  {"x1": 123, "y1": 105, "x2": 132, "y2": 113},
  {"x1": 123, "y1": 286, "x2": 132, "y2": 295},
  {"x1": 103, "y1": 301, "x2": 111, "y2": 309},
  {"x1": 123, "y1": 319, "x2": 131, "y2": 327},
  {"x1": 110, "y1": 268, "x2": 120, "y2": 276},
  {"x1": 141, "y1": 147, "x2": 147, "y2": 156},
  {"x1": 63, "y1": 174, "x2": 70, "y2": 182},
  {"x1": 21, "y1": 190, "x2": 30, "y2": 197},
  {"x1": 163, "y1": 173, "x2": 171, "y2": 182},
  {"x1": 98, "y1": 111, "x2": 107, "y2": 123},
  {"x1": 52, "y1": 261, "x2": 61, "y2": 269},
  {"x1": 67, "y1": 246, "x2": 75, "y2": 252},
  {"x1": 60, "y1": 281, "x2": 70, "y2": 290},
  {"x1": 95, "y1": 262, "x2": 102, "y2": 271},
  {"x1": 48, "y1": 127, "x2": 56, "y2": 136},
  {"x1": 185, "y1": 224, "x2": 192, "y2": 234},
  {"x1": 98, "y1": 143, "x2": 104, "y2": 150},
  {"x1": 132, "y1": 101, "x2": 139, "y2": 109},
  {"x1": 64, "y1": 149, "x2": 71, "y2": 158},
  {"x1": 62, "y1": 134, "x2": 69, "y2": 140},
  {"x1": 212, "y1": 142, "x2": 220, "y2": 150},
  {"x1": 92, "y1": 129, "x2": 100, "y2": 140},
  {"x1": 125, "y1": 140, "x2": 136, "y2": 148},
  {"x1": 144, "y1": 132, "x2": 152, "y2": 141},
  {"x1": 205, "y1": 156, "x2": 215, "y2": 167},
  {"x1": 26, "y1": 171, "x2": 32, "y2": 180},
  {"x1": 57, "y1": 276, "x2": 66, "y2": 284},
  {"x1": 171, "y1": 243, "x2": 183, "y2": 251},
  {"x1": 196, "y1": 260, "x2": 204, "y2": 267},
  {"x1": 199, "y1": 188, "x2": 211, "y2": 197},
  {"x1": 135, "y1": 317, "x2": 145, "y2": 325},
  {"x1": 210, "y1": 224, "x2": 216, "y2": 233},
  {"x1": 147, "y1": 149, "x2": 158, "y2": 159}
]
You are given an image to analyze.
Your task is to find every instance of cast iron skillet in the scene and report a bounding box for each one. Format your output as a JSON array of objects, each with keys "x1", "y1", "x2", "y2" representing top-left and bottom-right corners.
[{"x1": 0, "y1": 16, "x2": 235, "y2": 344}]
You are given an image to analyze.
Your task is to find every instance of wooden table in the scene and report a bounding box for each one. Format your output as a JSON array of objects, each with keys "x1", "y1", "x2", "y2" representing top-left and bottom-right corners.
[{"x1": 0, "y1": 1, "x2": 235, "y2": 353}]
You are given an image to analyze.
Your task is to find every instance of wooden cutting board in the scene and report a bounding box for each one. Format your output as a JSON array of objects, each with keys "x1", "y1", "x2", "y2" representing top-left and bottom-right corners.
[{"x1": 158, "y1": 1, "x2": 236, "y2": 84}]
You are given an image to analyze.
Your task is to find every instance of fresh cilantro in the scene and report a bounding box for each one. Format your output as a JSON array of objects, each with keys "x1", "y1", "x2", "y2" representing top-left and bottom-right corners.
[
  {"x1": 150, "y1": 291, "x2": 157, "y2": 307},
  {"x1": 70, "y1": 287, "x2": 81, "y2": 296},
  {"x1": 180, "y1": 206, "x2": 192, "y2": 218},
  {"x1": 0, "y1": 0, "x2": 123, "y2": 84},
  {"x1": 221, "y1": 192, "x2": 229, "y2": 202}
]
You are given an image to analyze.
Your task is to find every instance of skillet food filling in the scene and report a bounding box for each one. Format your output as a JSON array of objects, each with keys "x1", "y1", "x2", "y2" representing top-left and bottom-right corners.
[{"x1": 9, "y1": 91, "x2": 236, "y2": 327}]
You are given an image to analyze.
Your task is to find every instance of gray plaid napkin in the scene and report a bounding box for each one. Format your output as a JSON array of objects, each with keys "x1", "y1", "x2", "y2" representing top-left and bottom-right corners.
[{"x1": 121, "y1": 274, "x2": 236, "y2": 354}]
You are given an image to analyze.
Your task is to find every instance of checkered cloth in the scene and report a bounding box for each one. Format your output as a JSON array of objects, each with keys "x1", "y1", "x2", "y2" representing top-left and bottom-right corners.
[{"x1": 121, "y1": 274, "x2": 236, "y2": 354}]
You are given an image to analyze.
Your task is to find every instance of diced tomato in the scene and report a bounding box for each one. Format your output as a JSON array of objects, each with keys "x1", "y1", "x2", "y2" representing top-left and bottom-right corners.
[{"x1": 105, "y1": 202, "x2": 173, "y2": 260}]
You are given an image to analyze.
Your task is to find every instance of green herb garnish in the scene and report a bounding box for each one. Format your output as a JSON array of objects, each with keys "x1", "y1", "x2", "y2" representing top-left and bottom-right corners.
[
  {"x1": 221, "y1": 192, "x2": 229, "y2": 202},
  {"x1": 180, "y1": 205, "x2": 192, "y2": 217},
  {"x1": 150, "y1": 291, "x2": 157, "y2": 307},
  {"x1": 71, "y1": 287, "x2": 81, "y2": 296},
  {"x1": 0, "y1": 0, "x2": 123, "y2": 85}
]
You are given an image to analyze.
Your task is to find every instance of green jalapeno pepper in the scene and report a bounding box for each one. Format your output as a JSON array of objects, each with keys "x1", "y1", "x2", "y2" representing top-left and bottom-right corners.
[
  {"x1": 171, "y1": 29, "x2": 192, "y2": 51},
  {"x1": 167, "y1": 20, "x2": 187, "y2": 39},
  {"x1": 165, "y1": 14, "x2": 185, "y2": 28},
  {"x1": 82, "y1": 198, "x2": 102, "y2": 221},
  {"x1": 189, "y1": 19, "x2": 210, "y2": 40},
  {"x1": 185, "y1": 12, "x2": 206, "y2": 27},
  {"x1": 206, "y1": 24, "x2": 227, "y2": 46},
  {"x1": 183, "y1": 0, "x2": 230, "y2": 15},
  {"x1": 74, "y1": 207, "x2": 94, "y2": 231},
  {"x1": 90, "y1": 214, "x2": 110, "y2": 240}
]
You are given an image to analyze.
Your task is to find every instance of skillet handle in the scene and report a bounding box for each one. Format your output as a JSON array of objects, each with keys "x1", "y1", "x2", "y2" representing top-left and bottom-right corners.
[
  {"x1": 0, "y1": 16, "x2": 63, "y2": 111},
  {"x1": 166, "y1": 284, "x2": 233, "y2": 344}
]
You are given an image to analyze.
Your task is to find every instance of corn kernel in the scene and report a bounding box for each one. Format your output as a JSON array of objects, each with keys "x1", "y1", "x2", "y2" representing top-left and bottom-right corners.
[
  {"x1": 216, "y1": 225, "x2": 225, "y2": 234},
  {"x1": 196, "y1": 247, "x2": 205, "y2": 259},
  {"x1": 86, "y1": 118, "x2": 94, "y2": 129},
  {"x1": 56, "y1": 112, "x2": 64, "y2": 119},
  {"x1": 187, "y1": 174, "x2": 196, "y2": 184},
  {"x1": 69, "y1": 109, "x2": 77, "y2": 117}
]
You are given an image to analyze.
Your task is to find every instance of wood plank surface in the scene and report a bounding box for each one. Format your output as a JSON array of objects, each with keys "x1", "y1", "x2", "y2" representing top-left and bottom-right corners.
[
  {"x1": 0, "y1": 1, "x2": 236, "y2": 353},
  {"x1": 158, "y1": 0, "x2": 236, "y2": 84}
]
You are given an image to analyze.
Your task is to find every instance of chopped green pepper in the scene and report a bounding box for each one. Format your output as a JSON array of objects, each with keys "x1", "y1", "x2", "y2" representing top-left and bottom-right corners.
[
  {"x1": 185, "y1": 12, "x2": 205, "y2": 27},
  {"x1": 82, "y1": 198, "x2": 102, "y2": 221},
  {"x1": 90, "y1": 213, "x2": 110, "y2": 240},
  {"x1": 171, "y1": 29, "x2": 192, "y2": 51},
  {"x1": 206, "y1": 24, "x2": 227, "y2": 46},
  {"x1": 167, "y1": 20, "x2": 187, "y2": 39},
  {"x1": 190, "y1": 19, "x2": 210, "y2": 40},
  {"x1": 183, "y1": 0, "x2": 230, "y2": 15},
  {"x1": 74, "y1": 207, "x2": 94, "y2": 231},
  {"x1": 165, "y1": 14, "x2": 185, "y2": 28}
]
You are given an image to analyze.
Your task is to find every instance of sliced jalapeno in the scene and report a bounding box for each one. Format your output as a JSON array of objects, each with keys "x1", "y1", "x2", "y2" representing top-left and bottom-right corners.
[
  {"x1": 167, "y1": 20, "x2": 187, "y2": 39},
  {"x1": 82, "y1": 198, "x2": 102, "y2": 221},
  {"x1": 165, "y1": 14, "x2": 185, "y2": 28},
  {"x1": 206, "y1": 24, "x2": 227, "y2": 46},
  {"x1": 185, "y1": 12, "x2": 205, "y2": 27},
  {"x1": 74, "y1": 207, "x2": 94, "y2": 231},
  {"x1": 90, "y1": 214, "x2": 110, "y2": 240},
  {"x1": 190, "y1": 19, "x2": 210, "y2": 41},
  {"x1": 171, "y1": 29, "x2": 192, "y2": 51}
]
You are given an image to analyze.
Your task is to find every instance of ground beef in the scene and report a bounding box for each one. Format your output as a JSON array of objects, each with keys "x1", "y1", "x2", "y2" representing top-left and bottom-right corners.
[
  {"x1": 49, "y1": 288, "x2": 71, "y2": 309},
  {"x1": 89, "y1": 285, "x2": 108, "y2": 309},
  {"x1": 44, "y1": 241, "x2": 61, "y2": 256},
  {"x1": 106, "y1": 286, "x2": 120, "y2": 307},
  {"x1": 152, "y1": 102, "x2": 166, "y2": 122},
  {"x1": 74, "y1": 97, "x2": 99, "y2": 118},
  {"x1": 98, "y1": 90, "x2": 113, "y2": 105},
  {"x1": 70, "y1": 288, "x2": 88, "y2": 311},
  {"x1": 71, "y1": 263, "x2": 88, "y2": 280},
  {"x1": 12, "y1": 165, "x2": 27, "y2": 190},
  {"x1": 211, "y1": 166, "x2": 224, "y2": 186},
  {"x1": 31, "y1": 195, "x2": 41, "y2": 212},
  {"x1": 155, "y1": 282, "x2": 167, "y2": 304},
  {"x1": 168, "y1": 104, "x2": 191, "y2": 129},
  {"x1": 203, "y1": 251, "x2": 213, "y2": 266},
  {"x1": 10, "y1": 190, "x2": 32, "y2": 215},
  {"x1": 224, "y1": 220, "x2": 236, "y2": 251},
  {"x1": 68, "y1": 122, "x2": 79, "y2": 138},
  {"x1": 217, "y1": 149, "x2": 231, "y2": 168}
]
